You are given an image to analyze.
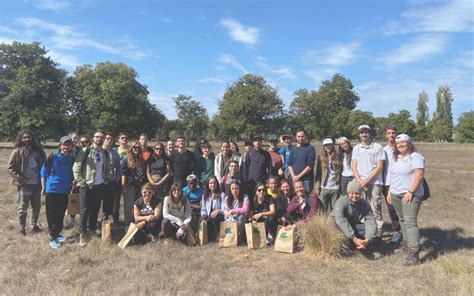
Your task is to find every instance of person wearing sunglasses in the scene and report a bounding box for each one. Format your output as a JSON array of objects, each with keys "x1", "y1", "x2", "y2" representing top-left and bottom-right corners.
[
  {"x1": 147, "y1": 142, "x2": 172, "y2": 198},
  {"x1": 102, "y1": 132, "x2": 122, "y2": 223},
  {"x1": 73, "y1": 130, "x2": 112, "y2": 247},
  {"x1": 133, "y1": 183, "x2": 162, "y2": 244},
  {"x1": 112, "y1": 132, "x2": 129, "y2": 224},
  {"x1": 250, "y1": 183, "x2": 277, "y2": 245},
  {"x1": 117, "y1": 132, "x2": 129, "y2": 160},
  {"x1": 121, "y1": 142, "x2": 146, "y2": 231},
  {"x1": 79, "y1": 135, "x2": 90, "y2": 148}
]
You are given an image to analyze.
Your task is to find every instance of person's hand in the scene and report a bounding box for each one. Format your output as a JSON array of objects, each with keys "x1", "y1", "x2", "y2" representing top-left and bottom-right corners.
[
  {"x1": 136, "y1": 221, "x2": 146, "y2": 229},
  {"x1": 403, "y1": 192, "x2": 413, "y2": 204},
  {"x1": 176, "y1": 227, "x2": 185, "y2": 239},
  {"x1": 146, "y1": 215, "x2": 154, "y2": 222},
  {"x1": 358, "y1": 179, "x2": 368, "y2": 191},
  {"x1": 292, "y1": 175, "x2": 300, "y2": 183},
  {"x1": 278, "y1": 168, "x2": 284, "y2": 176},
  {"x1": 41, "y1": 188, "x2": 46, "y2": 195},
  {"x1": 224, "y1": 211, "x2": 231, "y2": 219},
  {"x1": 386, "y1": 193, "x2": 392, "y2": 204},
  {"x1": 252, "y1": 213, "x2": 262, "y2": 221},
  {"x1": 353, "y1": 237, "x2": 366, "y2": 250},
  {"x1": 210, "y1": 210, "x2": 219, "y2": 219}
]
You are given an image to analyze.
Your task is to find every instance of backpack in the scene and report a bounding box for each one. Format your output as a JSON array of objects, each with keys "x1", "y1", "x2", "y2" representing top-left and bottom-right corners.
[{"x1": 422, "y1": 178, "x2": 430, "y2": 200}]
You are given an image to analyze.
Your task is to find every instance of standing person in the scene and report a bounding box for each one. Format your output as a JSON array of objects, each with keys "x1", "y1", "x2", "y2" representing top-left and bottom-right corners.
[
  {"x1": 194, "y1": 137, "x2": 212, "y2": 157},
  {"x1": 242, "y1": 135, "x2": 272, "y2": 199},
  {"x1": 196, "y1": 142, "x2": 214, "y2": 187},
  {"x1": 8, "y1": 129, "x2": 46, "y2": 235},
  {"x1": 133, "y1": 183, "x2": 162, "y2": 244},
  {"x1": 387, "y1": 134, "x2": 425, "y2": 266},
  {"x1": 337, "y1": 137, "x2": 354, "y2": 196},
  {"x1": 139, "y1": 134, "x2": 154, "y2": 162},
  {"x1": 383, "y1": 126, "x2": 402, "y2": 244},
  {"x1": 170, "y1": 136, "x2": 195, "y2": 186},
  {"x1": 229, "y1": 141, "x2": 241, "y2": 164},
  {"x1": 239, "y1": 141, "x2": 253, "y2": 173},
  {"x1": 66, "y1": 132, "x2": 80, "y2": 229},
  {"x1": 40, "y1": 136, "x2": 75, "y2": 248},
  {"x1": 200, "y1": 176, "x2": 225, "y2": 242},
  {"x1": 279, "y1": 135, "x2": 293, "y2": 180},
  {"x1": 161, "y1": 183, "x2": 192, "y2": 244},
  {"x1": 117, "y1": 132, "x2": 129, "y2": 159},
  {"x1": 351, "y1": 125, "x2": 385, "y2": 239},
  {"x1": 222, "y1": 181, "x2": 250, "y2": 244},
  {"x1": 275, "y1": 179, "x2": 293, "y2": 225},
  {"x1": 147, "y1": 142, "x2": 172, "y2": 198},
  {"x1": 267, "y1": 136, "x2": 283, "y2": 178},
  {"x1": 288, "y1": 129, "x2": 316, "y2": 193},
  {"x1": 121, "y1": 142, "x2": 146, "y2": 230},
  {"x1": 112, "y1": 132, "x2": 129, "y2": 223},
  {"x1": 285, "y1": 180, "x2": 319, "y2": 225},
  {"x1": 79, "y1": 135, "x2": 90, "y2": 148},
  {"x1": 102, "y1": 132, "x2": 121, "y2": 221},
  {"x1": 214, "y1": 141, "x2": 232, "y2": 183},
  {"x1": 314, "y1": 138, "x2": 341, "y2": 213},
  {"x1": 221, "y1": 160, "x2": 242, "y2": 197},
  {"x1": 73, "y1": 130, "x2": 112, "y2": 247},
  {"x1": 250, "y1": 183, "x2": 277, "y2": 244},
  {"x1": 166, "y1": 140, "x2": 175, "y2": 158}
]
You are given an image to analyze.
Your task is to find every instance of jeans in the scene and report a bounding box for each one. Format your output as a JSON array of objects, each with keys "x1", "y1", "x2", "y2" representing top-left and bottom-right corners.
[
  {"x1": 320, "y1": 188, "x2": 340, "y2": 213},
  {"x1": 340, "y1": 176, "x2": 354, "y2": 196},
  {"x1": 45, "y1": 193, "x2": 68, "y2": 240},
  {"x1": 362, "y1": 184, "x2": 383, "y2": 236},
  {"x1": 302, "y1": 178, "x2": 314, "y2": 194},
  {"x1": 255, "y1": 215, "x2": 277, "y2": 238},
  {"x1": 79, "y1": 184, "x2": 106, "y2": 234},
  {"x1": 134, "y1": 220, "x2": 161, "y2": 244},
  {"x1": 382, "y1": 185, "x2": 401, "y2": 232},
  {"x1": 391, "y1": 193, "x2": 422, "y2": 251},
  {"x1": 206, "y1": 213, "x2": 225, "y2": 242},
  {"x1": 17, "y1": 184, "x2": 42, "y2": 230}
]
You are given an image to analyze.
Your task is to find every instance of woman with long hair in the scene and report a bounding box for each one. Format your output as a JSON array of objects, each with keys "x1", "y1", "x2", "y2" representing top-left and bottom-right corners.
[
  {"x1": 387, "y1": 134, "x2": 425, "y2": 266},
  {"x1": 121, "y1": 142, "x2": 146, "y2": 228},
  {"x1": 286, "y1": 180, "x2": 319, "y2": 225},
  {"x1": 266, "y1": 176, "x2": 279, "y2": 200},
  {"x1": 229, "y1": 141, "x2": 241, "y2": 164},
  {"x1": 200, "y1": 176, "x2": 225, "y2": 242},
  {"x1": 251, "y1": 182, "x2": 277, "y2": 244},
  {"x1": 215, "y1": 141, "x2": 233, "y2": 183},
  {"x1": 133, "y1": 183, "x2": 162, "y2": 244},
  {"x1": 314, "y1": 138, "x2": 341, "y2": 212},
  {"x1": 147, "y1": 142, "x2": 172, "y2": 198},
  {"x1": 337, "y1": 137, "x2": 354, "y2": 196},
  {"x1": 222, "y1": 180, "x2": 249, "y2": 242},
  {"x1": 275, "y1": 179, "x2": 293, "y2": 225},
  {"x1": 162, "y1": 182, "x2": 192, "y2": 244}
]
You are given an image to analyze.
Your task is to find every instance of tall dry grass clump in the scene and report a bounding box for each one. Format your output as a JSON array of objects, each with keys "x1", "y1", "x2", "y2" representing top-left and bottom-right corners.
[{"x1": 296, "y1": 214, "x2": 350, "y2": 259}]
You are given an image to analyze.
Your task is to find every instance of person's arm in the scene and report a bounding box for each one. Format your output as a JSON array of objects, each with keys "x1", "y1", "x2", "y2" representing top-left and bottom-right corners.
[
  {"x1": 286, "y1": 197, "x2": 300, "y2": 214},
  {"x1": 134, "y1": 205, "x2": 148, "y2": 223},
  {"x1": 72, "y1": 149, "x2": 86, "y2": 187},
  {"x1": 404, "y1": 168, "x2": 424, "y2": 203},
  {"x1": 254, "y1": 203, "x2": 276, "y2": 220},
  {"x1": 146, "y1": 163, "x2": 155, "y2": 185},
  {"x1": 332, "y1": 200, "x2": 355, "y2": 239},
  {"x1": 182, "y1": 198, "x2": 192, "y2": 226},
  {"x1": 232, "y1": 196, "x2": 249, "y2": 215},
  {"x1": 313, "y1": 156, "x2": 322, "y2": 194},
  {"x1": 362, "y1": 202, "x2": 377, "y2": 240},
  {"x1": 149, "y1": 202, "x2": 162, "y2": 221},
  {"x1": 162, "y1": 196, "x2": 184, "y2": 226},
  {"x1": 7, "y1": 150, "x2": 21, "y2": 183},
  {"x1": 200, "y1": 197, "x2": 208, "y2": 218},
  {"x1": 214, "y1": 154, "x2": 221, "y2": 181},
  {"x1": 242, "y1": 152, "x2": 250, "y2": 182}
]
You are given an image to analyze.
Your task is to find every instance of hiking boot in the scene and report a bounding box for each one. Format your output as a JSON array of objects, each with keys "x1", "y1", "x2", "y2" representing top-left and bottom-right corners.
[
  {"x1": 50, "y1": 239, "x2": 61, "y2": 249},
  {"x1": 394, "y1": 241, "x2": 409, "y2": 254},
  {"x1": 31, "y1": 225, "x2": 43, "y2": 234},
  {"x1": 79, "y1": 234, "x2": 87, "y2": 247},
  {"x1": 390, "y1": 231, "x2": 402, "y2": 244},
  {"x1": 403, "y1": 249, "x2": 420, "y2": 266}
]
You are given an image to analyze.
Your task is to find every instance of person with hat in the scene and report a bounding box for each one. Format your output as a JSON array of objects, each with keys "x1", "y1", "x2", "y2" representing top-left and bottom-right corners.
[
  {"x1": 387, "y1": 134, "x2": 425, "y2": 266},
  {"x1": 40, "y1": 136, "x2": 75, "y2": 248},
  {"x1": 242, "y1": 135, "x2": 272, "y2": 198},
  {"x1": 337, "y1": 137, "x2": 354, "y2": 196},
  {"x1": 279, "y1": 135, "x2": 293, "y2": 180},
  {"x1": 288, "y1": 128, "x2": 316, "y2": 193},
  {"x1": 267, "y1": 135, "x2": 283, "y2": 177},
  {"x1": 331, "y1": 180, "x2": 377, "y2": 250},
  {"x1": 314, "y1": 138, "x2": 341, "y2": 212},
  {"x1": 351, "y1": 125, "x2": 385, "y2": 239}
]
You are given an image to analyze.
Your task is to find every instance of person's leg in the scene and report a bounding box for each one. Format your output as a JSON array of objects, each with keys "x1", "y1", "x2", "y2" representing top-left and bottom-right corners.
[
  {"x1": 210, "y1": 214, "x2": 224, "y2": 242},
  {"x1": 45, "y1": 193, "x2": 56, "y2": 240},
  {"x1": 340, "y1": 176, "x2": 353, "y2": 196},
  {"x1": 57, "y1": 193, "x2": 69, "y2": 236},
  {"x1": 320, "y1": 188, "x2": 331, "y2": 212},
  {"x1": 363, "y1": 184, "x2": 383, "y2": 237},
  {"x1": 123, "y1": 184, "x2": 137, "y2": 227},
  {"x1": 89, "y1": 184, "x2": 105, "y2": 233},
  {"x1": 391, "y1": 194, "x2": 407, "y2": 243},
  {"x1": 148, "y1": 221, "x2": 161, "y2": 236},
  {"x1": 161, "y1": 218, "x2": 179, "y2": 239},
  {"x1": 329, "y1": 189, "x2": 340, "y2": 212},
  {"x1": 17, "y1": 185, "x2": 32, "y2": 233},
  {"x1": 112, "y1": 183, "x2": 122, "y2": 223},
  {"x1": 402, "y1": 196, "x2": 422, "y2": 252},
  {"x1": 79, "y1": 186, "x2": 91, "y2": 235},
  {"x1": 265, "y1": 215, "x2": 277, "y2": 240},
  {"x1": 102, "y1": 182, "x2": 115, "y2": 218},
  {"x1": 30, "y1": 185, "x2": 42, "y2": 226},
  {"x1": 303, "y1": 179, "x2": 314, "y2": 194}
]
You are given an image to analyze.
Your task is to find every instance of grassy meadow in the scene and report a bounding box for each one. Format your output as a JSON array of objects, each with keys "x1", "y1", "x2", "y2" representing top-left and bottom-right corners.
[{"x1": 0, "y1": 143, "x2": 473, "y2": 295}]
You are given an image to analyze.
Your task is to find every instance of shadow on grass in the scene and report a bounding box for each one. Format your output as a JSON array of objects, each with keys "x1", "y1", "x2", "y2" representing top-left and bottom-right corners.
[{"x1": 420, "y1": 227, "x2": 474, "y2": 261}]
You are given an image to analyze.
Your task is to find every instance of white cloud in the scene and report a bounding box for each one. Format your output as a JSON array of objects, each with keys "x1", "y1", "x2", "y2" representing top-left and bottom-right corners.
[
  {"x1": 383, "y1": 0, "x2": 474, "y2": 34},
  {"x1": 219, "y1": 18, "x2": 261, "y2": 46},
  {"x1": 218, "y1": 54, "x2": 248, "y2": 74},
  {"x1": 34, "y1": 0, "x2": 73, "y2": 12},
  {"x1": 304, "y1": 68, "x2": 338, "y2": 85},
  {"x1": 148, "y1": 91, "x2": 178, "y2": 119},
  {"x1": 198, "y1": 77, "x2": 226, "y2": 84},
  {"x1": 357, "y1": 81, "x2": 378, "y2": 91},
  {"x1": 0, "y1": 25, "x2": 19, "y2": 35},
  {"x1": 255, "y1": 55, "x2": 296, "y2": 80},
  {"x1": 377, "y1": 34, "x2": 448, "y2": 68},
  {"x1": 47, "y1": 49, "x2": 80, "y2": 69},
  {"x1": 304, "y1": 42, "x2": 360, "y2": 66}
]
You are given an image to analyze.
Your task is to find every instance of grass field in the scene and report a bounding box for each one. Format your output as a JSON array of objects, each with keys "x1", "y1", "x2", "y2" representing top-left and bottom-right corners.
[{"x1": 0, "y1": 143, "x2": 473, "y2": 295}]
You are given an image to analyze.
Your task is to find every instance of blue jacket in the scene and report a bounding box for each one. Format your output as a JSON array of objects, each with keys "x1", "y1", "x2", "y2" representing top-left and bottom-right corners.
[{"x1": 40, "y1": 152, "x2": 74, "y2": 194}]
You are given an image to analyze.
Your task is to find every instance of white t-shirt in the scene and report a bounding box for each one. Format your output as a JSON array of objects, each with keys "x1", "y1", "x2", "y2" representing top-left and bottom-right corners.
[
  {"x1": 94, "y1": 150, "x2": 104, "y2": 185},
  {"x1": 389, "y1": 152, "x2": 425, "y2": 196},
  {"x1": 383, "y1": 145, "x2": 395, "y2": 186},
  {"x1": 352, "y1": 141, "x2": 385, "y2": 185},
  {"x1": 323, "y1": 160, "x2": 339, "y2": 190},
  {"x1": 341, "y1": 153, "x2": 354, "y2": 177}
]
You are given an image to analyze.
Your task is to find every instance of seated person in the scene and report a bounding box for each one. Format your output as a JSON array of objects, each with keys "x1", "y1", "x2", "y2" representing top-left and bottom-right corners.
[
  {"x1": 250, "y1": 183, "x2": 277, "y2": 245},
  {"x1": 133, "y1": 183, "x2": 162, "y2": 244},
  {"x1": 220, "y1": 160, "x2": 241, "y2": 197},
  {"x1": 162, "y1": 183, "x2": 192, "y2": 244},
  {"x1": 182, "y1": 174, "x2": 204, "y2": 231},
  {"x1": 285, "y1": 180, "x2": 319, "y2": 225},
  {"x1": 222, "y1": 181, "x2": 249, "y2": 243},
  {"x1": 275, "y1": 179, "x2": 293, "y2": 225},
  {"x1": 266, "y1": 176, "x2": 279, "y2": 200},
  {"x1": 330, "y1": 180, "x2": 376, "y2": 250},
  {"x1": 200, "y1": 176, "x2": 225, "y2": 242}
]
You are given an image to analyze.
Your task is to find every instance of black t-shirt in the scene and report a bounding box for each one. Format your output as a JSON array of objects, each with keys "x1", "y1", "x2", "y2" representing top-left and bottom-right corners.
[
  {"x1": 254, "y1": 196, "x2": 274, "y2": 214},
  {"x1": 244, "y1": 148, "x2": 271, "y2": 183},
  {"x1": 149, "y1": 156, "x2": 168, "y2": 178},
  {"x1": 170, "y1": 150, "x2": 195, "y2": 184},
  {"x1": 134, "y1": 196, "x2": 161, "y2": 216}
]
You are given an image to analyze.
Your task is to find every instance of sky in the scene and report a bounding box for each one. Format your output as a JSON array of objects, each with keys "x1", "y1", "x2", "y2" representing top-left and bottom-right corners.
[{"x1": 1, "y1": 0, "x2": 473, "y2": 123}]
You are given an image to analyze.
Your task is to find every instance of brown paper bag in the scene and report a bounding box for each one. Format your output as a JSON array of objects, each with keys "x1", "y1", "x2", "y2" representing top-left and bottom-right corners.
[
  {"x1": 117, "y1": 223, "x2": 139, "y2": 249},
  {"x1": 198, "y1": 217, "x2": 208, "y2": 246},
  {"x1": 219, "y1": 221, "x2": 238, "y2": 248},
  {"x1": 185, "y1": 226, "x2": 198, "y2": 246},
  {"x1": 101, "y1": 219, "x2": 112, "y2": 243},
  {"x1": 245, "y1": 222, "x2": 267, "y2": 249},
  {"x1": 274, "y1": 225, "x2": 295, "y2": 253},
  {"x1": 66, "y1": 193, "x2": 80, "y2": 216}
]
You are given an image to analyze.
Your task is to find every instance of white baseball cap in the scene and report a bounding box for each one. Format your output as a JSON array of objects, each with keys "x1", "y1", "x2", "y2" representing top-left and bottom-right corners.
[
  {"x1": 337, "y1": 137, "x2": 349, "y2": 144},
  {"x1": 358, "y1": 125, "x2": 371, "y2": 132},
  {"x1": 322, "y1": 138, "x2": 333, "y2": 145},
  {"x1": 395, "y1": 134, "x2": 410, "y2": 143}
]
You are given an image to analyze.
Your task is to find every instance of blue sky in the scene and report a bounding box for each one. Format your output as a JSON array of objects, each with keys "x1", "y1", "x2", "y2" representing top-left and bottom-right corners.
[{"x1": 1, "y1": 0, "x2": 473, "y2": 123}]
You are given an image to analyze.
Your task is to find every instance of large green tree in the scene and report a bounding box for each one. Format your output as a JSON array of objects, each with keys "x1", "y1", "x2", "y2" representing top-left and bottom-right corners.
[
  {"x1": 415, "y1": 90, "x2": 430, "y2": 140},
  {"x1": 347, "y1": 110, "x2": 376, "y2": 139},
  {"x1": 455, "y1": 111, "x2": 474, "y2": 143},
  {"x1": 211, "y1": 74, "x2": 285, "y2": 140},
  {"x1": 73, "y1": 62, "x2": 165, "y2": 138},
  {"x1": 173, "y1": 94, "x2": 209, "y2": 141},
  {"x1": 0, "y1": 42, "x2": 68, "y2": 139},
  {"x1": 289, "y1": 73, "x2": 359, "y2": 139},
  {"x1": 432, "y1": 85, "x2": 454, "y2": 141},
  {"x1": 377, "y1": 109, "x2": 416, "y2": 136}
]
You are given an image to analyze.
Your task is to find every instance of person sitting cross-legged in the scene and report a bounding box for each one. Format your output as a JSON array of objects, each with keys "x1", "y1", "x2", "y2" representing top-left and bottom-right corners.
[{"x1": 133, "y1": 183, "x2": 162, "y2": 244}]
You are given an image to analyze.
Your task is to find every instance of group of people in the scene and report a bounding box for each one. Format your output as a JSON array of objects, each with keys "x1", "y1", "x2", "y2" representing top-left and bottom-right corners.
[{"x1": 7, "y1": 124, "x2": 426, "y2": 266}]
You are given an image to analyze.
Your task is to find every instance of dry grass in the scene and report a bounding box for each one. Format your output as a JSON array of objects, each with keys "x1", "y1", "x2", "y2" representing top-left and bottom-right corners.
[{"x1": 0, "y1": 143, "x2": 473, "y2": 295}]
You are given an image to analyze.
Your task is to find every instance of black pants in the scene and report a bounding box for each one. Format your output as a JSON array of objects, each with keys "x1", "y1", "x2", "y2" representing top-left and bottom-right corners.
[
  {"x1": 256, "y1": 215, "x2": 277, "y2": 238},
  {"x1": 102, "y1": 182, "x2": 116, "y2": 217},
  {"x1": 79, "y1": 184, "x2": 106, "y2": 234},
  {"x1": 45, "y1": 193, "x2": 68, "y2": 240},
  {"x1": 134, "y1": 220, "x2": 161, "y2": 244},
  {"x1": 112, "y1": 183, "x2": 123, "y2": 222},
  {"x1": 206, "y1": 214, "x2": 225, "y2": 242}
]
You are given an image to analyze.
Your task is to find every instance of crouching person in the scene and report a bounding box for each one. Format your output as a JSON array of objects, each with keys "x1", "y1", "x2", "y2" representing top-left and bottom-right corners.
[
  {"x1": 330, "y1": 180, "x2": 376, "y2": 251},
  {"x1": 133, "y1": 183, "x2": 161, "y2": 244},
  {"x1": 285, "y1": 180, "x2": 319, "y2": 226},
  {"x1": 161, "y1": 182, "x2": 192, "y2": 244}
]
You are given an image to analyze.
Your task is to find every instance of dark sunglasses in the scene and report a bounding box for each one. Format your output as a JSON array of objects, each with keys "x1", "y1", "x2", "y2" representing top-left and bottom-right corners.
[
  {"x1": 257, "y1": 188, "x2": 265, "y2": 192},
  {"x1": 81, "y1": 141, "x2": 89, "y2": 144},
  {"x1": 132, "y1": 146, "x2": 140, "y2": 150}
]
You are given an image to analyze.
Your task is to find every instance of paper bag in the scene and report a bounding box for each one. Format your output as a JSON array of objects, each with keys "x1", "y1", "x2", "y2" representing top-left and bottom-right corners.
[
  {"x1": 117, "y1": 223, "x2": 139, "y2": 249},
  {"x1": 185, "y1": 226, "x2": 198, "y2": 246},
  {"x1": 198, "y1": 217, "x2": 208, "y2": 246},
  {"x1": 219, "y1": 221, "x2": 238, "y2": 248},
  {"x1": 101, "y1": 219, "x2": 112, "y2": 243},
  {"x1": 274, "y1": 225, "x2": 295, "y2": 253},
  {"x1": 245, "y1": 222, "x2": 266, "y2": 249},
  {"x1": 66, "y1": 193, "x2": 80, "y2": 216}
]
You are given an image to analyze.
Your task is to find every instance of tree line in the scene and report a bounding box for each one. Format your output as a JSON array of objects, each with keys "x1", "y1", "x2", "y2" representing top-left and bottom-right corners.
[{"x1": 1, "y1": 42, "x2": 472, "y2": 143}]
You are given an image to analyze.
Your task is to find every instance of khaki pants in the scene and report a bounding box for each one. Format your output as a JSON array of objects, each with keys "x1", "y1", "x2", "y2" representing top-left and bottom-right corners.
[
  {"x1": 362, "y1": 184, "x2": 383, "y2": 236},
  {"x1": 391, "y1": 193, "x2": 422, "y2": 251},
  {"x1": 17, "y1": 184, "x2": 42, "y2": 230}
]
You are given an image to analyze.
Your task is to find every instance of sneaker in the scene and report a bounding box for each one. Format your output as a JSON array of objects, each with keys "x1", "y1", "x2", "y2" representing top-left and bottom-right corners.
[
  {"x1": 57, "y1": 236, "x2": 67, "y2": 243},
  {"x1": 79, "y1": 234, "x2": 87, "y2": 247},
  {"x1": 266, "y1": 234, "x2": 275, "y2": 246},
  {"x1": 19, "y1": 229, "x2": 26, "y2": 236},
  {"x1": 403, "y1": 250, "x2": 420, "y2": 266},
  {"x1": 50, "y1": 239, "x2": 61, "y2": 249},
  {"x1": 390, "y1": 231, "x2": 402, "y2": 244},
  {"x1": 31, "y1": 225, "x2": 43, "y2": 234}
]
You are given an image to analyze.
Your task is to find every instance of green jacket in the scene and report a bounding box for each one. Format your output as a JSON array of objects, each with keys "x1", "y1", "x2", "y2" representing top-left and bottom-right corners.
[
  {"x1": 73, "y1": 147, "x2": 112, "y2": 189},
  {"x1": 330, "y1": 195, "x2": 376, "y2": 240}
]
